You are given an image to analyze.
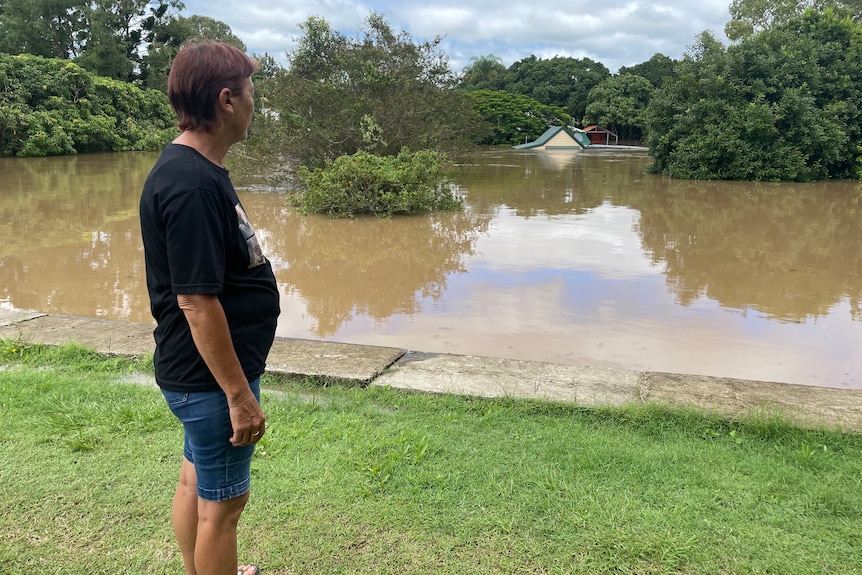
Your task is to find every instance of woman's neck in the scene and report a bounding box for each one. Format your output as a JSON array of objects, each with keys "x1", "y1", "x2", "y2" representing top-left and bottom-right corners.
[{"x1": 173, "y1": 129, "x2": 230, "y2": 167}]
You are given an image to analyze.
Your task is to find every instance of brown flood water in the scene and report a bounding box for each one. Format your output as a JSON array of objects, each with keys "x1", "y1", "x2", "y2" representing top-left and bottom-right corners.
[{"x1": 1, "y1": 149, "x2": 861, "y2": 388}]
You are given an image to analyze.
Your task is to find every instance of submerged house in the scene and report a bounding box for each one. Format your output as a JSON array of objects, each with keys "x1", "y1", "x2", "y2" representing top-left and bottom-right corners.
[
  {"x1": 513, "y1": 126, "x2": 591, "y2": 151},
  {"x1": 583, "y1": 125, "x2": 619, "y2": 145}
]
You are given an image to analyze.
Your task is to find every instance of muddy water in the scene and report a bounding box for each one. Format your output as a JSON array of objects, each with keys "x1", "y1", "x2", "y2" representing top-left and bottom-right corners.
[{"x1": 1, "y1": 149, "x2": 861, "y2": 388}]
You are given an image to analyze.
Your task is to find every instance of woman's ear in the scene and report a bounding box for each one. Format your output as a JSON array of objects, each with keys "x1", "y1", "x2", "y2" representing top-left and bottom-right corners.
[{"x1": 218, "y1": 87, "x2": 233, "y2": 112}]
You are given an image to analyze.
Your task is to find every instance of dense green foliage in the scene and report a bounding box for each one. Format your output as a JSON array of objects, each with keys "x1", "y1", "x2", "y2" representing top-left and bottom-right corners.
[
  {"x1": 646, "y1": 10, "x2": 862, "y2": 181},
  {"x1": 0, "y1": 53, "x2": 176, "y2": 156},
  {"x1": 466, "y1": 89, "x2": 572, "y2": 146},
  {"x1": 137, "y1": 13, "x2": 249, "y2": 91},
  {"x1": 478, "y1": 55, "x2": 611, "y2": 121},
  {"x1": 0, "y1": 1, "x2": 256, "y2": 90},
  {"x1": 458, "y1": 55, "x2": 630, "y2": 144},
  {"x1": 0, "y1": 0, "x2": 182, "y2": 84},
  {"x1": 725, "y1": 0, "x2": 862, "y2": 40},
  {"x1": 459, "y1": 54, "x2": 507, "y2": 91},
  {"x1": 584, "y1": 74, "x2": 654, "y2": 140},
  {"x1": 6, "y1": 1, "x2": 862, "y2": 182},
  {"x1": 0, "y1": 0, "x2": 89, "y2": 59},
  {"x1": 247, "y1": 13, "x2": 485, "y2": 172},
  {"x1": 293, "y1": 148, "x2": 462, "y2": 217},
  {"x1": 618, "y1": 53, "x2": 679, "y2": 88}
]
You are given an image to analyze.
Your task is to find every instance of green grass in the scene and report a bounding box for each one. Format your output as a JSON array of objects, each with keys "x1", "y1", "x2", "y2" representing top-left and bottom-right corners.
[{"x1": 1, "y1": 341, "x2": 861, "y2": 574}]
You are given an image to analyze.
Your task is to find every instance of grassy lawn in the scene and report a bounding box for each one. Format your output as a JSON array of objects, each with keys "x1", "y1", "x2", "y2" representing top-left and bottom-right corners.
[{"x1": 1, "y1": 341, "x2": 860, "y2": 574}]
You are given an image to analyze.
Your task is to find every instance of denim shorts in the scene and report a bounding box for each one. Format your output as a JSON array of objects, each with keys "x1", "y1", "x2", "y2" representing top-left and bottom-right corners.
[{"x1": 161, "y1": 378, "x2": 260, "y2": 502}]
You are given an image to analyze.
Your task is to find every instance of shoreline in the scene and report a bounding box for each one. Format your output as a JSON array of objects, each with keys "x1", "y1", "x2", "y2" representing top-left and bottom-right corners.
[{"x1": 2, "y1": 309, "x2": 861, "y2": 432}]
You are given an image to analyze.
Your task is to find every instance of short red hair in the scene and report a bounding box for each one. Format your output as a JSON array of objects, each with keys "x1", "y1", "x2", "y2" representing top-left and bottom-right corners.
[{"x1": 167, "y1": 40, "x2": 259, "y2": 132}]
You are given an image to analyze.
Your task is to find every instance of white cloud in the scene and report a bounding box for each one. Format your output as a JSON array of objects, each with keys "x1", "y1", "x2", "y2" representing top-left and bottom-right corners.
[{"x1": 181, "y1": 0, "x2": 732, "y2": 72}]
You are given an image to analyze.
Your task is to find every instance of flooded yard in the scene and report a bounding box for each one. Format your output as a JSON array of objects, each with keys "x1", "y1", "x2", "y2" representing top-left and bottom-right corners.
[{"x1": 1, "y1": 148, "x2": 860, "y2": 388}]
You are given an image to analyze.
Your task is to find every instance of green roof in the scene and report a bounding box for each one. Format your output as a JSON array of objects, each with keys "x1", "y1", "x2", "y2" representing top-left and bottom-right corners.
[{"x1": 513, "y1": 126, "x2": 590, "y2": 150}]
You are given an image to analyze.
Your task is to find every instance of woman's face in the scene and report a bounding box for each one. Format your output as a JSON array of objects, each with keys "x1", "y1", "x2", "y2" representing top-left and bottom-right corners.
[{"x1": 228, "y1": 77, "x2": 255, "y2": 144}]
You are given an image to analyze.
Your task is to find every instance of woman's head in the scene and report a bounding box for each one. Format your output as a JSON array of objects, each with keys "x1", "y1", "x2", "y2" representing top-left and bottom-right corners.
[{"x1": 167, "y1": 40, "x2": 259, "y2": 132}]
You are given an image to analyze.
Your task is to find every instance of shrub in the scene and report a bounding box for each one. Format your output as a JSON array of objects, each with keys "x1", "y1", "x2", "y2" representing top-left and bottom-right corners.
[
  {"x1": 18, "y1": 110, "x2": 75, "y2": 156},
  {"x1": 0, "y1": 54, "x2": 176, "y2": 157},
  {"x1": 292, "y1": 148, "x2": 463, "y2": 217}
]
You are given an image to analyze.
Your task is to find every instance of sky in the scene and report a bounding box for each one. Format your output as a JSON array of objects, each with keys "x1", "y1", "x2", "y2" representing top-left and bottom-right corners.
[{"x1": 180, "y1": 0, "x2": 733, "y2": 74}]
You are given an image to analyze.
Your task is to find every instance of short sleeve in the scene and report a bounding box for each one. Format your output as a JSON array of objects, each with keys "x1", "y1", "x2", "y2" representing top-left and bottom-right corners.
[{"x1": 161, "y1": 188, "x2": 230, "y2": 294}]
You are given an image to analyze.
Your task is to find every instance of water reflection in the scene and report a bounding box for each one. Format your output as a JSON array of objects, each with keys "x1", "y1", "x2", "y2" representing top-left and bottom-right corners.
[
  {"x1": 239, "y1": 193, "x2": 488, "y2": 336},
  {"x1": 628, "y1": 179, "x2": 862, "y2": 323},
  {"x1": 455, "y1": 149, "x2": 648, "y2": 217},
  {"x1": 1, "y1": 149, "x2": 860, "y2": 388},
  {"x1": 457, "y1": 149, "x2": 862, "y2": 323},
  {"x1": 0, "y1": 153, "x2": 151, "y2": 320}
]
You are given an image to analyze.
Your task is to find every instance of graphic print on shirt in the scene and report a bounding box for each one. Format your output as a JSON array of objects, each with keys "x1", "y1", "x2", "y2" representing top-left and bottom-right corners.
[{"x1": 235, "y1": 204, "x2": 266, "y2": 269}]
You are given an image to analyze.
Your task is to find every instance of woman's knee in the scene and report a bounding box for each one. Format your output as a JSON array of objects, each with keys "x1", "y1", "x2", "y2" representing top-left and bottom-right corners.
[{"x1": 198, "y1": 491, "x2": 250, "y2": 527}]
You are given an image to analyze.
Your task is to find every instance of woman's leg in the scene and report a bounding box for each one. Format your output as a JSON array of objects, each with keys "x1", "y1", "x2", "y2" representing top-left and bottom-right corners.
[
  {"x1": 195, "y1": 491, "x2": 250, "y2": 575},
  {"x1": 173, "y1": 457, "x2": 200, "y2": 575}
]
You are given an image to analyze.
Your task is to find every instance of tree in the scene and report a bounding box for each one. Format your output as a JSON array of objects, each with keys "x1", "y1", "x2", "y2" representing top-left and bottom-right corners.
[
  {"x1": 0, "y1": 0, "x2": 192, "y2": 88},
  {"x1": 645, "y1": 11, "x2": 862, "y2": 181},
  {"x1": 75, "y1": 19, "x2": 135, "y2": 81},
  {"x1": 139, "y1": 13, "x2": 246, "y2": 91},
  {"x1": 72, "y1": 0, "x2": 184, "y2": 84},
  {"x1": 494, "y1": 55, "x2": 610, "y2": 122},
  {"x1": 460, "y1": 54, "x2": 506, "y2": 90},
  {"x1": 250, "y1": 12, "x2": 485, "y2": 171},
  {"x1": 0, "y1": 53, "x2": 176, "y2": 156},
  {"x1": 293, "y1": 149, "x2": 462, "y2": 217},
  {"x1": 177, "y1": 14, "x2": 245, "y2": 50},
  {"x1": 0, "y1": 0, "x2": 87, "y2": 58},
  {"x1": 250, "y1": 52, "x2": 280, "y2": 79},
  {"x1": 725, "y1": 0, "x2": 862, "y2": 40},
  {"x1": 583, "y1": 74, "x2": 654, "y2": 140},
  {"x1": 466, "y1": 89, "x2": 572, "y2": 146},
  {"x1": 618, "y1": 53, "x2": 677, "y2": 88}
]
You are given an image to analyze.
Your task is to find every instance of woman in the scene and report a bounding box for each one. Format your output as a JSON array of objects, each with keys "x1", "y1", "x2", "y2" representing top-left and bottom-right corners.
[{"x1": 139, "y1": 40, "x2": 280, "y2": 575}]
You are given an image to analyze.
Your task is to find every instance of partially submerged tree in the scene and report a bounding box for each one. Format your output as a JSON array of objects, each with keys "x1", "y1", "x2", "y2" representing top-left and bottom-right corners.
[
  {"x1": 583, "y1": 74, "x2": 654, "y2": 140},
  {"x1": 466, "y1": 89, "x2": 571, "y2": 146},
  {"x1": 253, "y1": 12, "x2": 485, "y2": 171},
  {"x1": 646, "y1": 10, "x2": 862, "y2": 181},
  {"x1": 293, "y1": 148, "x2": 462, "y2": 218},
  {"x1": 0, "y1": 53, "x2": 176, "y2": 156}
]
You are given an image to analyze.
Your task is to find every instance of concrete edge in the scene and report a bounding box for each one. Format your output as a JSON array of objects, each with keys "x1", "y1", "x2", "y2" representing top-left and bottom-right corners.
[
  {"x1": 265, "y1": 336, "x2": 406, "y2": 384},
  {"x1": 2, "y1": 310, "x2": 861, "y2": 432},
  {"x1": 0, "y1": 310, "x2": 46, "y2": 327}
]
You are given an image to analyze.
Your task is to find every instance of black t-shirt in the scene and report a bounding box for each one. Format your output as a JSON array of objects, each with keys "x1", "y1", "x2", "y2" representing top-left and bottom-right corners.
[{"x1": 139, "y1": 144, "x2": 280, "y2": 392}]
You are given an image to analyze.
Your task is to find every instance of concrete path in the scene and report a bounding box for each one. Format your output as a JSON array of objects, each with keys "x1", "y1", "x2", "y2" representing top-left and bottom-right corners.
[{"x1": 2, "y1": 310, "x2": 861, "y2": 432}]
